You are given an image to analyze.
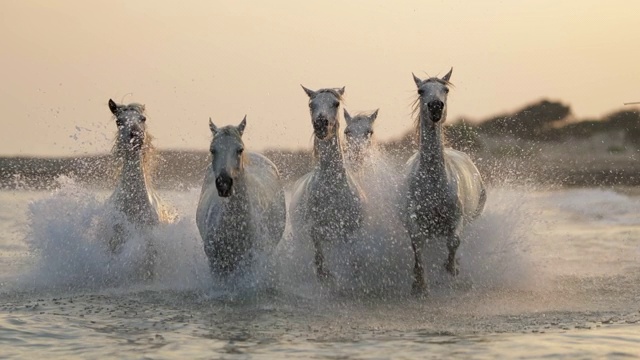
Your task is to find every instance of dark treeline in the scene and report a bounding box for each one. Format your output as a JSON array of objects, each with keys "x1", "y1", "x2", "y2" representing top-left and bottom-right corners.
[{"x1": 2, "y1": 100, "x2": 639, "y2": 190}]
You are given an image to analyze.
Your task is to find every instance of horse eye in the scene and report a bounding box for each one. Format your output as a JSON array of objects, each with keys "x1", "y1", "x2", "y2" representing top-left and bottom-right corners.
[
  {"x1": 140, "y1": 115, "x2": 146, "y2": 122},
  {"x1": 116, "y1": 120, "x2": 124, "y2": 127},
  {"x1": 418, "y1": 89, "x2": 424, "y2": 96},
  {"x1": 332, "y1": 101, "x2": 340, "y2": 108},
  {"x1": 237, "y1": 148, "x2": 244, "y2": 155},
  {"x1": 444, "y1": 88, "x2": 449, "y2": 94}
]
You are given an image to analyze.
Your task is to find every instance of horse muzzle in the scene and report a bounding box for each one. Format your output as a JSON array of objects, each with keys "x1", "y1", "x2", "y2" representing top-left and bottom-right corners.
[
  {"x1": 427, "y1": 100, "x2": 444, "y2": 122},
  {"x1": 313, "y1": 116, "x2": 330, "y2": 140},
  {"x1": 129, "y1": 131, "x2": 144, "y2": 150},
  {"x1": 215, "y1": 174, "x2": 234, "y2": 197}
]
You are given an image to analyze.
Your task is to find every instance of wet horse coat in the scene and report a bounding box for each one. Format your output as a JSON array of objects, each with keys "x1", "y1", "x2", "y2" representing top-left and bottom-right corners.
[
  {"x1": 402, "y1": 70, "x2": 486, "y2": 294},
  {"x1": 106, "y1": 99, "x2": 175, "y2": 276},
  {"x1": 290, "y1": 86, "x2": 366, "y2": 281},
  {"x1": 196, "y1": 118, "x2": 286, "y2": 275}
]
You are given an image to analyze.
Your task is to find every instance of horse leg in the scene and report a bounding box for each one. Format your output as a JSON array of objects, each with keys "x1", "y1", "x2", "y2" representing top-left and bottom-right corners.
[
  {"x1": 142, "y1": 236, "x2": 157, "y2": 280},
  {"x1": 311, "y1": 230, "x2": 332, "y2": 282},
  {"x1": 109, "y1": 223, "x2": 125, "y2": 253},
  {"x1": 444, "y1": 233, "x2": 460, "y2": 276},
  {"x1": 410, "y1": 234, "x2": 427, "y2": 295}
]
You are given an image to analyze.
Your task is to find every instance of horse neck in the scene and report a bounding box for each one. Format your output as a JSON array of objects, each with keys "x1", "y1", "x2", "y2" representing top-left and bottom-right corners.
[
  {"x1": 118, "y1": 150, "x2": 153, "y2": 195},
  {"x1": 314, "y1": 132, "x2": 347, "y2": 176},
  {"x1": 418, "y1": 110, "x2": 447, "y2": 182}
]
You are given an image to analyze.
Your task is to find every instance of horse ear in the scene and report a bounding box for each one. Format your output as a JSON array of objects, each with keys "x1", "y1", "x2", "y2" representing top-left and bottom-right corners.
[
  {"x1": 343, "y1": 109, "x2": 352, "y2": 124},
  {"x1": 237, "y1": 115, "x2": 247, "y2": 136},
  {"x1": 337, "y1": 86, "x2": 345, "y2": 96},
  {"x1": 301, "y1": 85, "x2": 316, "y2": 98},
  {"x1": 412, "y1": 73, "x2": 422, "y2": 87},
  {"x1": 442, "y1": 67, "x2": 453, "y2": 82},
  {"x1": 209, "y1": 117, "x2": 218, "y2": 134},
  {"x1": 370, "y1": 109, "x2": 379, "y2": 122},
  {"x1": 108, "y1": 99, "x2": 119, "y2": 115}
]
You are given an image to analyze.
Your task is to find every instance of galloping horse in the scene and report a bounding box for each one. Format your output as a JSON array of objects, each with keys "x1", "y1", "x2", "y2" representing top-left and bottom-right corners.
[
  {"x1": 402, "y1": 69, "x2": 486, "y2": 294},
  {"x1": 196, "y1": 117, "x2": 286, "y2": 276},
  {"x1": 290, "y1": 86, "x2": 366, "y2": 281},
  {"x1": 106, "y1": 99, "x2": 174, "y2": 275},
  {"x1": 343, "y1": 108, "x2": 379, "y2": 170}
]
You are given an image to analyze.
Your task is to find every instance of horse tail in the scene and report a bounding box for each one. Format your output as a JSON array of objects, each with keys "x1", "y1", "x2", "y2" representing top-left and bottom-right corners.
[{"x1": 472, "y1": 185, "x2": 487, "y2": 221}]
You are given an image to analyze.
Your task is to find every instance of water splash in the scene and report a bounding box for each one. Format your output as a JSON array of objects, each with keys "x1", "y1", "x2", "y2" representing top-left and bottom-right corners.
[
  {"x1": 13, "y1": 177, "x2": 210, "y2": 293},
  {"x1": 7, "y1": 156, "x2": 565, "y2": 301}
]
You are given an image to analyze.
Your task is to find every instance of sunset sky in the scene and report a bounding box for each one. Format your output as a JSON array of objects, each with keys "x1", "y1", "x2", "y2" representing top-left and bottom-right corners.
[{"x1": 1, "y1": 0, "x2": 639, "y2": 156}]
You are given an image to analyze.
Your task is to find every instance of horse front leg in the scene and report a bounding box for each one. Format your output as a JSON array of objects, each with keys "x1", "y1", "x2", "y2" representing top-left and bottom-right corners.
[
  {"x1": 410, "y1": 233, "x2": 428, "y2": 296},
  {"x1": 311, "y1": 228, "x2": 333, "y2": 282},
  {"x1": 141, "y1": 235, "x2": 157, "y2": 280},
  {"x1": 108, "y1": 223, "x2": 125, "y2": 253},
  {"x1": 444, "y1": 233, "x2": 460, "y2": 276}
]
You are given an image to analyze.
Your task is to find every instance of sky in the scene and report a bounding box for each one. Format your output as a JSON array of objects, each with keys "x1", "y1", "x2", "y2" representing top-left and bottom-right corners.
[{"x1": 1, "y1": 0, "x2": 639, "y2": 157}]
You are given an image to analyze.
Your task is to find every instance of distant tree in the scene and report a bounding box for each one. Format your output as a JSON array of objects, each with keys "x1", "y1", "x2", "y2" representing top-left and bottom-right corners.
[
  {"x1": 476, "y1": 99, "x2": 572, "y2": 139},
  {"x1": 544, "y1": 109, "x2": 640, "y2": 145}
]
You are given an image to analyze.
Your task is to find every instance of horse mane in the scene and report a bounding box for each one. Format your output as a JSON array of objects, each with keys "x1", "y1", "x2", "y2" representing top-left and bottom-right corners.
[
  {"x1": 110, "y1": 105, "x2": 157, "y2": 181},
  {"x1": 411, "y1": 78, "x2": 453, "y2": 143}
]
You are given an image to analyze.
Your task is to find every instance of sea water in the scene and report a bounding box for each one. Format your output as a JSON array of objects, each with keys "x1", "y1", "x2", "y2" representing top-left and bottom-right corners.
[{"x1": 0, "y1": 175, "x2": 639, "y2": 358}]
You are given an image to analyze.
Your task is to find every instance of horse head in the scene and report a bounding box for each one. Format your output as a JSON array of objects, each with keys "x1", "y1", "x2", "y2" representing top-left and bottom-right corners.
[
  {"x1": 209, "y1": 116, "x2": 247, "y2": 198},
  {"x1": 412, "y1": 68, "x2": 453, "y2": 123},
  {"x1": 109, "y1": 99, "x2": 148, "y2": 153},
  {"x1": 344, "y1": 108, "x2": 379, "y2": 162},
  {"x1": 301, "y1": 85, "x2": 345, "y2": 141}
]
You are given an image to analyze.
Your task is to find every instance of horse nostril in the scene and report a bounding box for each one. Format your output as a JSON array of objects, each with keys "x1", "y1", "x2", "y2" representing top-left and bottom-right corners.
[
  {"x1": 215, "y1": 174, "x2": 233, "y2": 197},
  {"x1": 313, "y1": 117, "x2": 329, "y2": 132},
  {"x1": 427, "y1": 100, "x2": 444, "y2": 113}
]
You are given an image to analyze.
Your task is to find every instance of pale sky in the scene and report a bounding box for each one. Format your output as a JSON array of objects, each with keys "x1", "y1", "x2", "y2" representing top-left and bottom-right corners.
[{"x1": 1, "y1": 0, "x2": 639, "y2": 156}]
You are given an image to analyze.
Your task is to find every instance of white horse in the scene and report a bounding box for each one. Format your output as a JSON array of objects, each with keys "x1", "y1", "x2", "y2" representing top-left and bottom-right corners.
[
  {"x1": 290, "y1": 86, "x2": 366, "y2": 281},
  {"x1": 402, "y1": 69, "x2": 486, "y2": 294},
  {"x1": 106, "y1": 99, "x2": 175, "y2": 275},
  {"x1": 196, "y1": 117, "x2": 286, "y2": 276},
  {"x1": 343, "y1": 108, "x2": 379, "y2": 171}
]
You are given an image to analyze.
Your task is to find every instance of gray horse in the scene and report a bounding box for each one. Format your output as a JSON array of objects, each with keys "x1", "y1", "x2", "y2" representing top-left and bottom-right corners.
[
  {"x1": 343, "y1": 108, "x2": 379, "y2": 170},
  {"x1": 290, "y1": 86, "x2": 366, "y2": 281},
  {"x1": 106, "y1": 99, "x2": 175, "y2": 277},
  {"x1": 196, "y1": 117, "x2": 286, "y2": 276},
  {"x1": 402, "y1": 69, "x2": 486, "y2": 294}
]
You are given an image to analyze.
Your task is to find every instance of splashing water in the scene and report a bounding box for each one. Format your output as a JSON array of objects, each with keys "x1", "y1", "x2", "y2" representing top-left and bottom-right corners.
[{"x1": 13, "y1": 176, "x2": 211, "y2": 293}]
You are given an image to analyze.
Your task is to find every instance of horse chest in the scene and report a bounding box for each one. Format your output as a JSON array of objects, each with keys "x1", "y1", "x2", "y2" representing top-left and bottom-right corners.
[
  {"x1": 114, "y1": 189, "x2": 159, "y2": 226},
  {"x1": 407, "y1": 179, "x2": 460, "y2": 233},
  {"x1": 307, "y1": 177, "x2": 363, "y2": 234},
  {"x1": 217, "y1": 200, "x2": 254, "y2": 238},
  {"x1": 204, "y1": 199, "x2": 254, "y2": 259}
]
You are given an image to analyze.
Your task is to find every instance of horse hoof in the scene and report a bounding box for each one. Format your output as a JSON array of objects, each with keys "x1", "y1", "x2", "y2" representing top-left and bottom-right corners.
[
  {"x1": 411, "y1": 282, "x2": 428, "y2": 297},
  {"x1": 317, "y1": 269, "x2": 335, "y2": 283},
  {"x1": 444, "y1": 262, "x2": 459, "y2": 276}
]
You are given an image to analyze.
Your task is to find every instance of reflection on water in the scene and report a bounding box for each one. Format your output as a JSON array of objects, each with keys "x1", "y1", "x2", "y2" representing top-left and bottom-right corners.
[{"x1": 0, "y1": 184, "x2": 639, "y2": 358}]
